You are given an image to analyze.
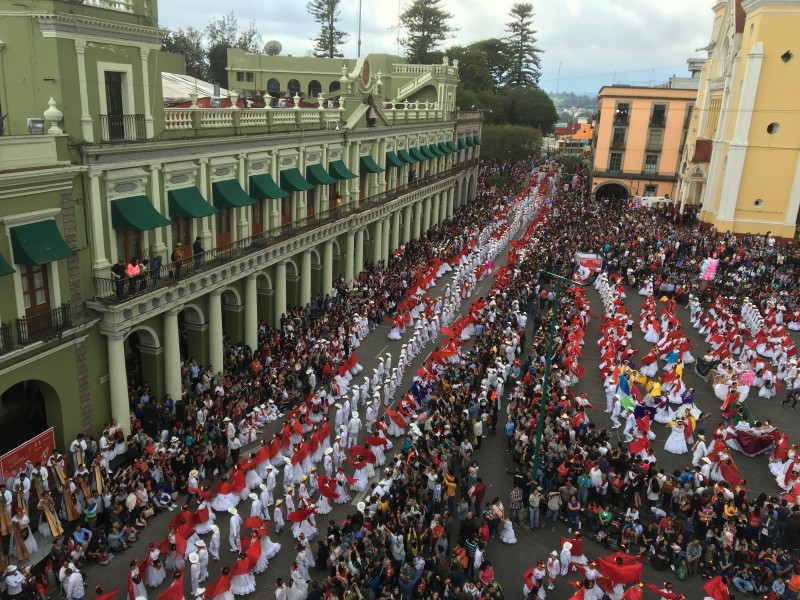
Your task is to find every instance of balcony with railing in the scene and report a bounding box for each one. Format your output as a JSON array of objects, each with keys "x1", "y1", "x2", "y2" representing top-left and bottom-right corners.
[
  {"x1": 650, "y1": 115, "x2": 666, "y2": 127},
  {"x1": 0, "y1": 322, "x2": 13, "y2": 356},
  {"x1": 645, "y1": 143, "x2": 663, "y2": 152},
  {"x1": 613, "y1": 114, "x2": 629, "y2": 126},
  {"x1": 15, "y1": 304, "x2": 72, "y2": 346},
  {"x1": 92, "y1": 160, "x2": 478, "y2": 304},
  {"x1": 100, "y1": 114, "x2": 146, "y2": 142},
  {"x1": 610, "y1": 138, "x2": 626, "y2": 150}
]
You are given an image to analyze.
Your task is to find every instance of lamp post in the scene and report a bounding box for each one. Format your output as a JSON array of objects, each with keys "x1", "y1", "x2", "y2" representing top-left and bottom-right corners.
[{"x1": 530, "y1": 271, "x2": 587, "y2": 484}]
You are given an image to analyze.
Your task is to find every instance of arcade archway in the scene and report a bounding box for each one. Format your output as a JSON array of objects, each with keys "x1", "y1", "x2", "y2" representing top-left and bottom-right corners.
[{"x1": 595, "y1": 182, "x2": 630, "y2": 202}]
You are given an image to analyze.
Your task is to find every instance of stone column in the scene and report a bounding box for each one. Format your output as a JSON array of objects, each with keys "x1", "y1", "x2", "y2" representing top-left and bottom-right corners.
[
  {"x1": 150, "y1": 165, "x2": 167, "y2": 258},
  {"x1": 402, "y1": 205, "x2": 412, "y2": 243},
  {"x1": 322, "y1": 240, "x2": 333, "y2": 296},
  {"x1": 139, "y1": 48, "x2": 155, "y2": 138},
  {"x1": 440, "y1": 190, "x2": 448, "y2": 222},
  {"x1": 447, "y1": 187, "x2": 455, "y2": 219},
  {"x1": 300, "y1": 250, "x2": 312, "y2": 306},
  {"x1": 391, "y1": 210, "x2": 400, "y2": 251},
  {"x1": 381, "y1": 218, "x2": 391, "y2": 264},
  {"x1": 413, "y1": 201, "x2": 422, "y2": 239},
  {"x1": 372, "y1": 222, "x2": 382, "y2": 265},
  {"x1": 245, "y1": 274, "x2": 258, "y2": 350},
  {"x1": 107, "y1": 333, "x2": 131, "y2": 436},
  {"x1": 208, "y1": 290, "x2": 223, "y2": 372},
  {"x1": 74, "y1": 41, "x2": 94, "y2": 142},
  {"x1": 344, "y1": 230, "x2": 355, "y2": 285},
  {"x1": 431, "y1": 193, "x2": 441, "y2": 227},
  {"x1": 354, "y1": 229, "x2": 364, "y2": 278},
  {"x1": 422, "y1": 196, "x2": 431, "y2": 233},
  {"x1": 237, "y1": 154, "x2": 249, "y2": 241},
  {"x1": 89, "y1": 171, "x2": 108, "y2": 273},
  {"x1": 164, "y1": 308, "x2": 181, "y2": 402},
  {"x1": 274, "y1": 261, "x2": 287, "y2": 326},
  {"x1": 199, "y1": 158, "x2": 213, "y2": 249}
]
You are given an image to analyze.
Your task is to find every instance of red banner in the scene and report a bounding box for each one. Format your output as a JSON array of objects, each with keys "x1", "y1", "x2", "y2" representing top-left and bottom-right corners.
[{"x1": 0, "y1": 428, "x2": 56, "y2": 482}]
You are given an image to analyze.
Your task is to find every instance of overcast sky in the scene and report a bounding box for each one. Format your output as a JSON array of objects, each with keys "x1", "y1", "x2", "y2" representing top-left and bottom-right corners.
[{"x1": 158, "y1": 0, "x2": 713, "y2": 96}]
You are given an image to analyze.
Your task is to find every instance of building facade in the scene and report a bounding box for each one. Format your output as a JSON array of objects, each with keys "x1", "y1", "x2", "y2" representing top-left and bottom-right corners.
[
  {"x1": 676, "y1": 0, "x2": 800, "y2": 238},
  {"x1": 590, "y1": 70, "x2": 698, "y2": 201},
  {"x1": 0, "y1": 0, "x2": 481, "y2": 451}
]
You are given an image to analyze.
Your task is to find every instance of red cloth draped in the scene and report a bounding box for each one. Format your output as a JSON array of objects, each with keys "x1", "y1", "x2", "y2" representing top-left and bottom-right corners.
[
  {"x1": 597, "y1": 552, "x2": 643, "y2": 584},
  {"x1": 733, "y1": 429, "x2": 777, "y2": 457},
  {"x1": 158, "y1": 571, "x2": 184, "y2": 600},
  {"x1": 203, "y1": 571, "x2": 232, "y2": 598},
  {"x1": 189, "y1": 487, "x2": 213, "y2": 501},
  {"x1": 703, "y1": 576, "x2": 730, "y2": 600},
  {"x1": 287, "y1": 507, "x2": 316, "y2": 523}
]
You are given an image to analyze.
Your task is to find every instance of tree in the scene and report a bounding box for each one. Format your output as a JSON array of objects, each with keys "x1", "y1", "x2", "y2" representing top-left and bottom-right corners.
[
  {"x1": 472, "y1": 38, "x2": 511, "y2": 91},
  {"x1": 480, "y1": 124, "x2": 543, "y2": 173},
  {"x1": 203, "y1": 12, "x2": 262, "y2": 87},
  {"x1": 161, "y1": 27, "x2": 208, "y2": 81},
  {"x1": 504, "y1": 3, "x2": 542, "y2": 86},
  {"x1": 307, "y1": 0, "x2": 348, "y2": 58},
  {"x1": 445, "y1": 45, "x2": 493, "y2": 92},
  {"x1": 498, "y1": 85, "x2": 558, "y2": 133},
  {"x1": 400, "y1": 0, "x2": 456, "y2": 64}
]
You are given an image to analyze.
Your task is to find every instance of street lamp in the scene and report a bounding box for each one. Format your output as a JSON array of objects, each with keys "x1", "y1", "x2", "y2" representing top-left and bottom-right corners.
[{"x1": 530, "y1": 271, "x2": 588, "y2": 484}]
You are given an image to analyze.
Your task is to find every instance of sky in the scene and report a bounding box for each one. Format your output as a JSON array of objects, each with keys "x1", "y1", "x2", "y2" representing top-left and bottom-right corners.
[{"x1": 157, "y1": 0, "x2": 713, "y2": 96}]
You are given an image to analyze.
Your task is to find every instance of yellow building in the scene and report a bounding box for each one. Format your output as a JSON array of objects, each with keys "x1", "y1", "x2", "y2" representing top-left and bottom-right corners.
[
  {"x1": 677, "y1": 0, "x2": 800, "y2": 238},
  {"x1": 591, "y1": 72, "x2": 698, "y2": 201}
]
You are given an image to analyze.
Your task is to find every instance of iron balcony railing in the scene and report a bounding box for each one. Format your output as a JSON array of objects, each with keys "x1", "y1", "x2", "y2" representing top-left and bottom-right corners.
[
  {"x1": 100, "y1": 114, "x2": 146, "y2": 142},
  {"x1": 92, "y1": 159, "x2": 478, "y2": 304},
  {"x1": 650, "y1": 115, "x2": 666, "y2": 127},
  {"x1": 0, "y1": 322, "x2": 13, "y2": 355},
  {"x1": 16, "y1": 304, "x2": 72, "y2": 345}
]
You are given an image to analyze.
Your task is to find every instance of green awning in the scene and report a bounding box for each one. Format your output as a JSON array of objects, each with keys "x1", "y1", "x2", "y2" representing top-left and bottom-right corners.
[
  {"x1": 359, "y1": 155, "x2": 385, "y2": 174},
  {"x1": 457, "y1": 138, "x2": 468, "y2": 150},
  {"x1": 306, "y1": 163, "x2": 337, "y2": 186},
  {"x1": 430, "y1": 144, "x2": 446, "y2": 157},
  {"x1": 280, "y1": 168, "x2": 314, "y2": 192},
  {"x1": 328, "y1": 160, "x2": 357, "y2": 180},
  {"x1": 110, "y1": 195, "x2": 171, "y2": 232},
  {"x1": 0, "y1": 255, "x2": 15, "y2": 277},
  {"x1": 10, "y1": 220, "x2": 75, "y2": 266},
  {"x1": 466, "y1": 137, "x2": 474, "y2": 147},
  {"x1": 249, "y1": 175, "x2": 288, "y2": 200},
  {"x1": 168, "y1": 187, "x2": 220, "y2": 218},
  {"x1": 385, "y1": 151, "x2": 405, "y2": 168},
  {"x1": 410, "y1": 147, "x2": 427, "y2": 162},
  {"x1": 437, "y1": 142, "x2": 451, "y2": 155},
  {"x1": 421, "y1": 146, "x2": 436, "y2": 159},
  {"x1": 212, "y1": 179, "x2": 256, "y2": 208},
  {"x1": 446, "y1": 141, "x2": 458, "y2": 153},
  {"x1": 473, "y1": 135, "x2": 481, "y2": 145},
  {"x1": 397, "y1": 149, "x2": 417, "y2": 164}
]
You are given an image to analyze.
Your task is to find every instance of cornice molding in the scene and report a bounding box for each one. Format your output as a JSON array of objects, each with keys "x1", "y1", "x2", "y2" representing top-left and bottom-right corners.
[
  {"x1": 11, "y1": 11, "x2": 165, "y2": 46},
  {"x1": 0, "y1": 166, "x2": 86, "y2": 200},
  {"x1": 741, "y1": 0, "x2": 800, "y2": 12}
]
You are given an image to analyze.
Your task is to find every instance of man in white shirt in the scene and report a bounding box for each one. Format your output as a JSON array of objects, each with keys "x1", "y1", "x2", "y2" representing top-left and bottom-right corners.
[
  {"x1": 4, "y1": 565, "x2": 25, "y2": 599},
  {"x1": 65, "y1": 567, "x2": 85, "y2": 600}
]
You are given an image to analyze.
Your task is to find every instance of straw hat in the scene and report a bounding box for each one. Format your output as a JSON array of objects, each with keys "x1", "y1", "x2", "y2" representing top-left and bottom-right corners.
[
  {"x1": 189, "y1": 470, "x2": 199, "y2": 478},
  {"x1": 228, "y1": 507, "x2": 238, "y2": 515},
  {"x1": 189, "y1": 553, "x2": 199, "y2": 564},
  {"x1": 249, "y1": 493, "x2": 258, "y2": 501}
]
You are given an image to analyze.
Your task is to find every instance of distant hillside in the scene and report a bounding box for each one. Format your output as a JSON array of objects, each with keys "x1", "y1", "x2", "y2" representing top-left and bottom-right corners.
[{"x1": 549, "y1": 92, "x2": 596, "y2": 120}]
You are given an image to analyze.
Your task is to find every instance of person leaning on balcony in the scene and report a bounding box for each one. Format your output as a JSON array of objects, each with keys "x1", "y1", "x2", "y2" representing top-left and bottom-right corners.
[
  {"x1": 335, "y1": 192, "x2": 343, "y2": 217},
  {"x1": 171, "y1": 243, "x2": 185, "y2": 280},
  {"x1": 111, "y1": 258, "x2": 126, "y2": 301},
  {"x1": 192, "y1": 237, "x2": 204, "y2": 270},
  {"x1": 126, "y1": 258, "x2": 141, "y2": 297}
]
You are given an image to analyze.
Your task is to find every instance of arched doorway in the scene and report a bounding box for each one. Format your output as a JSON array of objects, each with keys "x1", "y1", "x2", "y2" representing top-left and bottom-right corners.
[
  {"x1": 310, "y1": 248, "x2": 323, "y2": 297},
  {"x1": 595, "y1": 182, "x2": 630, "y2": 202},
  {"x1": 256, "y1": 273, "x2": 274, "y2": 323},
  {"x1": 266, "y1": 78, "x2": 281, "y2": 100},
  {"x1": 287, "y1": 79, "x2": 301, "y2": 96},
  {"x1": 284, "y1": 259, "x2": 300, "y2": 308},
  {"x1": 179, "y1": 305, "x2": 206, "y2": 366},
  {"x1": 328, "y1": 81, "x2": 340, "y2": 94},
  {"x1": 0, "y1": 380, "x2": 60, "y2": 454},
  {"x1": 221, "y1": 288, "x2": 243, "y2": 344},
  {"x1": 124, "y1": 327, "x2": 161, "y2": 435},
  {"x1": 308, "y1": 80, "x2": 322, "y2": 98}
]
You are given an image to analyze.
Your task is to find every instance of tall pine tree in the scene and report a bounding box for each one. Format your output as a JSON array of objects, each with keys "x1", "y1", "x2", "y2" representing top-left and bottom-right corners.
[
  {"x1": 307, "y1": 0, "x2": 348, "y2": 58},
  {"x1": 503, "y1": 3, "x2": 542, "y2": 86},
  {"x1": 400, "y1": 0, "x2": 455, "y2": 64}
]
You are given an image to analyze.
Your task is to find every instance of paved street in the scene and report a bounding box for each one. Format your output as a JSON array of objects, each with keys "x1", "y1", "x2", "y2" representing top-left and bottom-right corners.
[{"x1": 80, "y1": 206, "x2": 799, "y2": 599}]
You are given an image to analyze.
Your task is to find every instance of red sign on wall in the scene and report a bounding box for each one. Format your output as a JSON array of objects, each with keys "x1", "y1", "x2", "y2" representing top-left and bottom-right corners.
[{"x1": 0, "y1": 428, "x2": 56, "y2": 483}]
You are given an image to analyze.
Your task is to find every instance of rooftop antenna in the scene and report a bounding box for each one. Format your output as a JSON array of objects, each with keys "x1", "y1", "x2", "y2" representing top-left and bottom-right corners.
[
  {"x1": 555, "y1": 62, "x2": 561, "y2": 95},
  {"x1": 357, "y1": 0, "x2": 363, "y2": 57},
  {"x1": 264, "y1": 40, "x2": 282, "y2": 56}
]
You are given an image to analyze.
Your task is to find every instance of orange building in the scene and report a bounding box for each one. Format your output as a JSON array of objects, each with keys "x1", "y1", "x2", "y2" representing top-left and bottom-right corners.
[{"x1": 590, "y1": 66, "x2": 700, "y2": 201}]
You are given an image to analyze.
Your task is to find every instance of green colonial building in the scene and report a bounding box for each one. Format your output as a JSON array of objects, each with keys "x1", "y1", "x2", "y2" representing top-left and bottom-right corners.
[{"x1": 0, "y1": 0, "x2": 482, "y2": 453}]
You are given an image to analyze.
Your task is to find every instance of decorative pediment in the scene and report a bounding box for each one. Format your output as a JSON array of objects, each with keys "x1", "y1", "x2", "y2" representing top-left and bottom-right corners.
[{"x1": 104, "y1": 167, "x2": 148, "y2": 200}]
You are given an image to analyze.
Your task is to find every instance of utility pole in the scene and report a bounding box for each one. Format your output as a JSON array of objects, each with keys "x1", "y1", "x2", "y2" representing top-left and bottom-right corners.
[
  {"x1": 357, "y1": 0, "x2": 363, "y2": 57},
  {"x1": 530, "y1": 271, "x2": 587, "y2": 483}
]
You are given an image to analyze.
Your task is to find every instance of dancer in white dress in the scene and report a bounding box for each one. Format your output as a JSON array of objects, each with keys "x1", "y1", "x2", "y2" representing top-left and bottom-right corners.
[
  {"x1": 500, "y1": 518, "x2": 517, "y2": 544},
  {"x1": 664, "y1": 421, "x2": 689, "y2": 455}
]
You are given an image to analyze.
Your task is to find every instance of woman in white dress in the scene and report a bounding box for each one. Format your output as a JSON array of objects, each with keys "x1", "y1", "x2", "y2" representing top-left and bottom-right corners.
[
  {"x1": 664, "y1": 422, "x2": 689, "y2": 455},
  {"x1": 500, "y1": 518, "x2": 517, "y2": 544},
  {"x1": 644, "y1": 319, "x2": 661, "y2": 344},
  {"x1": 653, "y1": 399, "x2": 676, "y2": 424}
]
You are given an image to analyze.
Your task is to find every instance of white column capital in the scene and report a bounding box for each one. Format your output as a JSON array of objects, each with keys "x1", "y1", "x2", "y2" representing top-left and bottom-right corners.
[
  {"x1": 74, "y1": 39, "x2": 87, "y2": 54},
  {"x1": 139, "y1": 47, "x2": 150, "y2": 61}
]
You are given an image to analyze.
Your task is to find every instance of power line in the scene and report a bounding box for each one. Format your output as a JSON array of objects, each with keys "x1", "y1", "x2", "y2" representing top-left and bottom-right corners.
[{"x1": 540, "y1": 64, "x2": 691, "y2": 84}]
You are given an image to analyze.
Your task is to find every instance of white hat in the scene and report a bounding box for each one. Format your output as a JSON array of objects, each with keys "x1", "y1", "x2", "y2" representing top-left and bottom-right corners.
[
  {"x1": 334, "y1": 403, "x2": 342, "y2": 409},
  {"x1": 325, "y1": 447, "x2": 333, "y2": 455},
  {"x1": 259, "y1": 484, "x2": 267, "y2": 491},
  {"x1": 562, "y1": 541, "x2": 573, "y2": 551},
  {"x1": 195, "y1": 589, "x2": 205, "y2": 598},
  {"x1": 266, "y1": 464, "x2": 274, "y2": 470},
  {"x1": 228, "y1": 507, "x2": 238, "y2": 515},
  {"x1": 551, "y1": 550, "x2": 558, "y2": 557},
  {"x1": 211, "y1": 525, "x2": 219, "y2": 533},
  {"x1": 170, "y1": 436, "x2": 179, "y2": 443},
  {"x1": 249, "y1": 493, "x2": 258, "y2": 501},
  {"x1": 195, "y1": 540, "x2": 206, "y2": 547},
  {"x1": 352, "y1": 411, "x2": 359, "y2": 419},
  {"x1": 356, "y1": 501, "x2": 366, "y2": 513},
  {"x1": 284, "y1": 457, "x2": 292, "y2": 464},
  {"x1": 6, "y1": 565, "x2": 16, "y2": 572},
  {"x1": 189, "y1": 552, "x2": 199, "y2": 564},
  {"x1": 223, "y1": 417, "x2": 231, "y2": 422}
]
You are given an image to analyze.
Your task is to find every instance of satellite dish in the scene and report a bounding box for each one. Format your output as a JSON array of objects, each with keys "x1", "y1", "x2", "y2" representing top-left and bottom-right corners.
[{"x1": 264, "y1": 40, "x2": 282, "y2": 56}]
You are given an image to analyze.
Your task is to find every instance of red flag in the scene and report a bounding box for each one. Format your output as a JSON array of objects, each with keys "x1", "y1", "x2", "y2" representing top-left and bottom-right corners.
[
  {"x1": 203, "y1": 571, "x2": 232, "y2": 599},
  {"x1": 597, "y1": 552, "x2": 643, "y2": 584},
  {"x1": 703, "y1": 576, "x2": 730, "y2": 600},
  {"x1": 95, "y1": 590, "x2": 121, "y2": 600},
  {"x1": 243, "y1": 516, "x2": 263, "y2": 530}
]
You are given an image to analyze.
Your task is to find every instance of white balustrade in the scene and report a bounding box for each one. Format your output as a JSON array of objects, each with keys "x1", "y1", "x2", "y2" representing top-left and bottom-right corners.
[
  {"x1": 163, "y1": 108, "x2": 193, "y2": 131},
  {"x1": 299, "y1": 111, "x2": 320, "y2": 124},
  {"x1": 83, "y1": 0, "x2": 134, "y2": 11},
  {"x1": 200, "y1": 108, "x2": 234, "y2": 128},
  {"x1": 271, "y1": 109, "x2": 295, "y2": 125},
  {"x1": 239, "y1": 111, "x2": 269, "y2": 127}
]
